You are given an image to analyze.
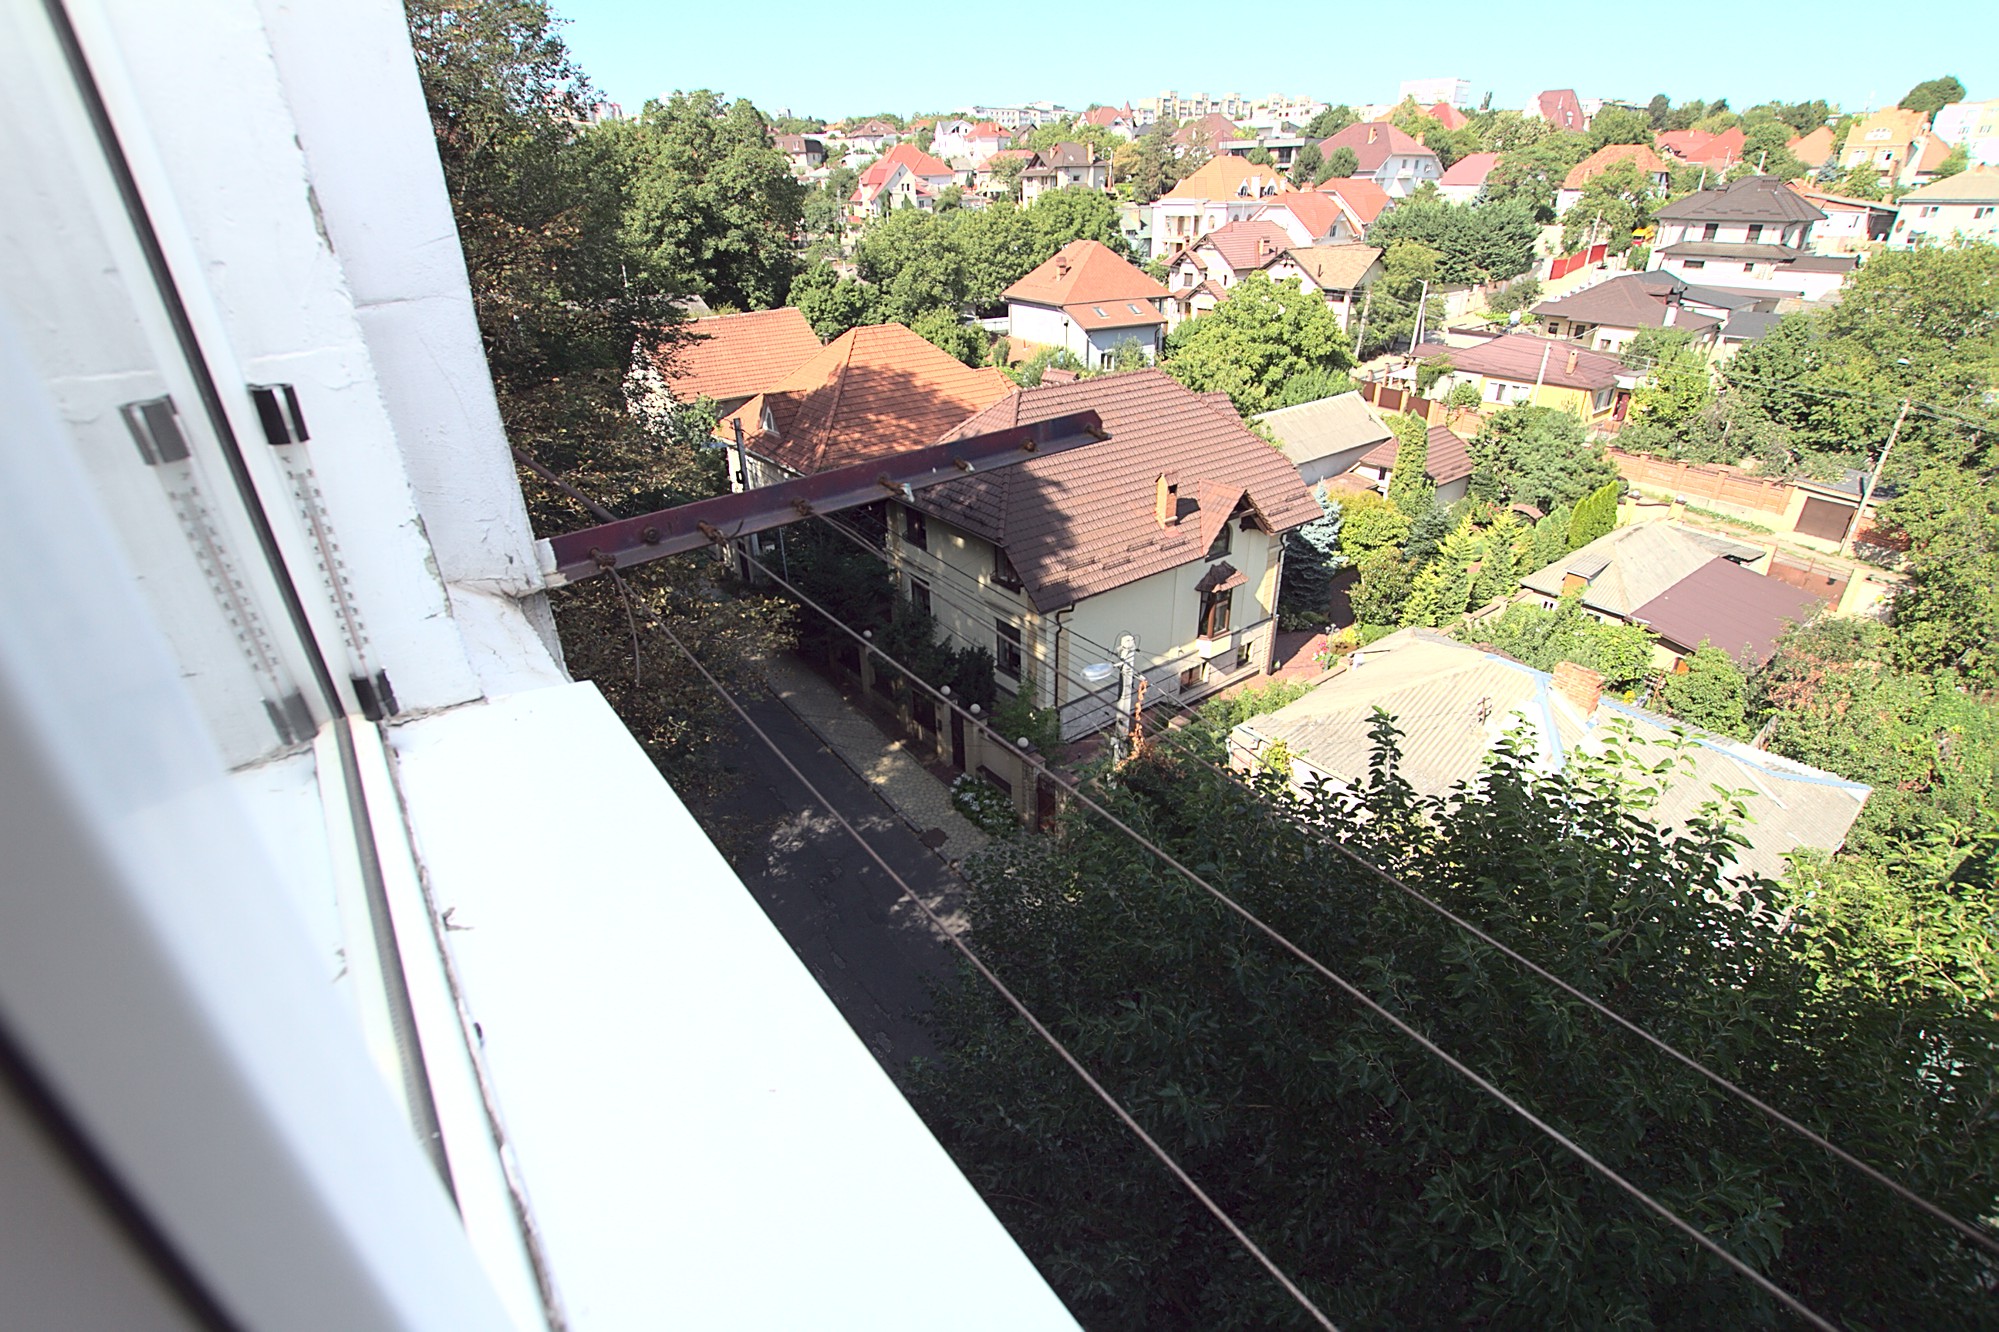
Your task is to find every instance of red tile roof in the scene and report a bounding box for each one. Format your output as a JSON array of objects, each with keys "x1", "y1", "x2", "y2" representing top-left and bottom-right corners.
[
  {"x1": 718, "y1": 324, "x2": 1014, "y2": 475},
  {"x1": 1319, "y1": 122, "x2": 1433, "y2": 174},
  {"x1": 872, "y1": 141, "x2": 954, "y2": 179},
  {"x1": 1005, "y1": 239, "x2": 1167, "y2": 307},
  {"x1": 1562, "y1": 143, "x2": 1669, "y2": 190},
  {"x1": 1173, "y1": 113, "x2": 1239, "y2": 147},
  {"x1": 1197, "y1": 218, "x2": 1293, "y2": 274},
  {"x1": 656, "y1": 307, "x2": 823, "y2": 405},
  {"x1": 1082, "y1": 105, "x2": 1133, "y2": 127},
  {"x1": 1631, "y1": 557, "x2": 1827, "y2": 668},
  {"x1": 1655, "y1": 127, "x2": 1745, "y2": 168},
  {"x1": 923, "y1": 369, "x2": 1321, "y2": 611},
  {"x1": 1427, "y1": 102, "x2": 1468, "y2": 130},
  {"x1": 1356, "y1": 425, "x2": 1474, "y2": 485},
  {"x1": 1532, "y1": 90, "x2": 1585, "y2": 130},
  {"x1": 1315, "y1": 176, "x2": 1392, "y2": 225},
  {"x1": 1439, "y1": 151, "x2": 1501, "y2": 187}
]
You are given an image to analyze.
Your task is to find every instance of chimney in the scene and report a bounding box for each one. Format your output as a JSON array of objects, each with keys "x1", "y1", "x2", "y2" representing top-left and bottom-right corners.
[
  {"x1": 1155, "y1": 471, "x2": 1181, "y2": 526},
  {"x1": 1551, "y1": 661, "x2": 1604, "y2": 716},
  {"x1": 1258, "y1": 234, "x2": 1270, "y2": 257},
  {"x1": 1367, "y1": 125, "x2": 1379, "y2": 144},
  {"x1": 1056, "y1": 256, "x2": 1070, "y2": 278},
  {"x1": 1663, "y1": 302, "x2": 1677, "y2": 326},
  {"x1": 1566, "y1": 348, "x2": 1579, "y2": 375}
]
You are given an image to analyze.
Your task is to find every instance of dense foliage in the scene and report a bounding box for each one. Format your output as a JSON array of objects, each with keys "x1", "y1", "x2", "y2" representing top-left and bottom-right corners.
[
  {"x1": 1161, "y1": 272, "x2": 1355, "y2": 415},
  {"x1": 1366, "y1": 198, "x2": 1539, "y2": 284}
]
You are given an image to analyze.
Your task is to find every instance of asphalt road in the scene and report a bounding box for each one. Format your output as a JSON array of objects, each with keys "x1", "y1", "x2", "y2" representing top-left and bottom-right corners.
[{"x1": 706, "y1": 689, "x2": 969, "y2": 1076}]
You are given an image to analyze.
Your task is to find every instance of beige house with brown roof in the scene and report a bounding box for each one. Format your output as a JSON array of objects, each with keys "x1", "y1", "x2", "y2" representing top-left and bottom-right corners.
[
  {"x1": 1889, "y1": 168, "x2": 1999, "y2": 248},
  {"x1": 895, "y1": 370, "x2": 1320, "y2": 737}
]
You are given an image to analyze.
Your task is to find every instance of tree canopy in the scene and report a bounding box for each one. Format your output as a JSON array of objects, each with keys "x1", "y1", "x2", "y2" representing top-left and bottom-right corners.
[
  {"x1": 1161, "y1": 272, "x2": 1355, "y2": 415},
  {"x1": 1366, "y1": 197, "x2": 1540, "y2": 284},
  {"x1": 1899, "y1": 76, "x2": 1967, "y2": 117},
  {"x1": 1468, "y1": 405, "x2": 1620, "y2": 513}
]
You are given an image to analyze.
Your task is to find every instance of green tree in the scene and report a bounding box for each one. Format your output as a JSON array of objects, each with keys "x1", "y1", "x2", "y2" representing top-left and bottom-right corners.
[
  {"x1": 1899, "y1": 76, "x2": 1967, "y2": 118},
  {"x1": 1470, "y1": 406, "x2": 1619, "y2": 512},
  {"x1": 613, "y1": 90, "x2": 807, "y2": 310},
  {"x1": 787, "y1": 262, "x2": 876, "y2": 339},
  {"x1": 1367, "y1": 197, "x2": 1540, "y2": 284},
  {"x1": 1566, "y1": 479, "x2": 1621, "y2": 549},
  {"x1": 1162, "y1": 272, "x2": 1355, "y2": 414},
  {"x1": 1024, "y1": 187, "x2": 1129, "y2": 261},
  {"x1": 1587, "y1": 105, "x2": 1655, "y2": 150},
  {"x1": 1470, "y1": 511, "x2": 1524, "y2": 607},
  {"x1": 1349, "y1": 546, "x2": 1414, "y2": 627},
  {"x1": 1484, "y1": 132, "x2": 1593, "y2": 220},
  {"x1": 1740, "y1": 117, "x2": 1808, "y2": 180},
  {"x1": 1619, "y1": 326, "x2": 1716, "y2": 458},
  {"x1": 1560, "y1": 159, "x2": 1656, "y2": 255},
  {"x1": 1289, "y1": 141, "x2": 1323, "y2": 187},
  {"x1": 1402, "y1": 514, "x2": 1482, "y2": 626},
  {"x1": 911, "y1": 306, "x2": 990, "y2": 367},
  {"x1": 1878, "y1": 452, "x2": 1999, "y2": 687},
  {"x1": 1303, "y1": 105, "x2": 1357, "y2": 138},
  {"x1": 1646, "y1": 93, "x2": 1671, "y2": 128},
  {"x1": 1336, "y1": 488, "x2": 1412, "y2": 559},
  {"x1": 1386, "y1": 414, "x2": 1434, "y2": 516},
  {"x1": 1320, "y1": 145, "x2": 1360, "y2": 181},
  {"x1": 1358, "y1": 241, "x2": 1446, "y2": 356},
  {"x1": 1934, "y1": 143, "x2": 1971, "y2": 179},
  {"x1": 1461, "y1": 595, "x2": 1656, "y2": 691},
  {"x1": 1654, "y1": 642, "x2": 1750, "y2": 737}
]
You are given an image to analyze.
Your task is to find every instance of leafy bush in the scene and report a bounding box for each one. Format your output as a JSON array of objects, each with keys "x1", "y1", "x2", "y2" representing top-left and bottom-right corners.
[{"x1": 949, "y1": 773, "x2": 1018, "y2": 834}]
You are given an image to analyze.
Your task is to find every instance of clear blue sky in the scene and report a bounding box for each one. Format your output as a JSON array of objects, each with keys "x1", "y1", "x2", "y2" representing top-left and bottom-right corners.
[{"x1": 552, "y1": 0, "x2": 1995, "y2": 122}]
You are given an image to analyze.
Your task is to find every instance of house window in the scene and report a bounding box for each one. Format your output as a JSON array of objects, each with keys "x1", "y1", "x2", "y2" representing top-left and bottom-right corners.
[
  {"x1": 1593, "y1": 387, "x2": 1614, "y2": 412},
  {"x1": 1206, "y1": 523, "x2": 1231, "y2": 559},
  {"x1": 1179, "y1": 663, "x2": 1206, "y2": 692},
  {"x1": 992, "y1": 547, "x2": 1024, "y2": 591},
  {"x1": 902, "y1": 506, "x2": 926, "y2": 550},
  {"x1": 1976, "y1": 207, "x2": 1996, "y2": 220},
  {"x1": 1746, "y1": 224, "x2": 1763, "y2": 242},
  {"x1": 1921, "y1": 206, "x2": 1940, "y2": 218},
  {"x1": 1701, "y1": 223, "x2": 1719, "y2": 241},
  {"x1": 910, "y1": 579, "x2": 931, "y2": 616},
  {"x1": 996, "y1": 621, "x2": 1023, "y2": 679},
  {"x1": 1683, "y1": 259, "x2": 1707, "y2": 270},
  {"x1": 1235, "y1": 641, "x2": 1254, "y2": 670},
  {"x1": 1199, "y1": 587, "x2": 1232, "y2": 638}
]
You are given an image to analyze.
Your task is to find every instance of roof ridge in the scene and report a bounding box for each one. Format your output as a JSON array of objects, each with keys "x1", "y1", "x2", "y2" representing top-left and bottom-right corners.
[{"x1": 807, "y1": 330, "x2": 859, "y2": 472}]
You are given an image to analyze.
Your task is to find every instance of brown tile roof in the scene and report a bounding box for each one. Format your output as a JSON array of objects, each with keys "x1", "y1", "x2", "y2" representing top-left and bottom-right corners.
[
  {"x1": 1314, "y1": 177, "x2": 1392, "y2": 225},
  {"x1": 1173, "y1": 113, "x2": 1239, "y2": 147},
  {"x1": 920, "y1": 369, "x2": 1320, "y2": 611},
  {"x1": 1426, "y1": 333, "x2": 1624, "y2": 391},
  {"x1": 718, "y1": 323, "x2": 1013, "y2": 475},
  {"x1": 1356, "y1": 424, "x2": 1474, "y2": 485},
  {"x1": 1280, "y1": 243, "x2": 1382, "y2": 291},
  {"x1": 1562, "y1": 143, "x2": 1669, "y2": 190},
  {"x1": 1630, "y1": 557, "x2": 1828, "y2": 667},
  {"x1": 656, "y1": 307, "x2": 823, "y2": 405},
  {"x1": 1005, "y1": 240, "x2": 1166, "y2": 307},
  {"x1": 1531, "y1": 274, "x2": 1720, "y2": 334},
  {"x1": 1162, "y1": 154, "x2": 1285, "y2": 201},
  {"x1": 1319, "y1": 122, "x2": 1434, "y2": 174},
  {"x1": 1198, "y1": 219, "x2": 1293, "y2": 274},
  {"x1": 1655, "y1": 173, "x2": 1825, "y2": 224}
]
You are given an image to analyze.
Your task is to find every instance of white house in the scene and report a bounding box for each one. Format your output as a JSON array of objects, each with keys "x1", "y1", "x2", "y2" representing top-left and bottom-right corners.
[
  {"x1": 1020, "y1": 143, "x2": 1114, "y2": 205},
  {"x1": 1933, "y1": 98, "x2": 1999, "y2": 167},
  {"x1": 1889, "y1": 168, "x2": 1999, "y2": 247},
  {"x1": 1253, "y1": 191, "x2": 1360, "y2": 246},
  {"x1": 1318, "y1": 122, "x2": 1443, "y2": 198},
  {"x1": 1147, "y1": 154, "x2": 1287, "y2": 259},
  {"x1": 1648, "y1": 175, "x2": 1856, "y2": 301},
  {"x1": 933, "y1": 118, "x2": 1009, "y2": 163},
  {"x1": 1003, "y1": 240, "x2": 1169, "y2": 367},
  {"x1": 896, "y1": 372, "x2": 1322, "y2": 739}
]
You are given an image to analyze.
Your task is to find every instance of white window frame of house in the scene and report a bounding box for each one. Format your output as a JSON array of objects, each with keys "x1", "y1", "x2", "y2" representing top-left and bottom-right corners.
[
  {"x1": 995, "y1": 620, "x2": 1024, "y2": 678},
  {"x1": 1593, "y1": 387, "x2": 1615, "y2": 412}
]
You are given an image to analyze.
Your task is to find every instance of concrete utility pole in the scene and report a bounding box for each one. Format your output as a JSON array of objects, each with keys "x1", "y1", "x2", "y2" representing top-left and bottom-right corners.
[
  {"x1": 1842, "y1": 396, "x2": 1910, "y2": 558},
  {"x1": 1354, "y1": 285, "x2": 1373, "y2": 359},
  {"x1": 1111, "y1": 632, "x2": 1138, "y2": 763}
]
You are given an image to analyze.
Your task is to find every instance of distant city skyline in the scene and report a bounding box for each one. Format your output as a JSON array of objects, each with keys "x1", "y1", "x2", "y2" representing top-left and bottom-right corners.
[{"x1": 551, "y1": 0, "x2": 1994, "y2": 123}]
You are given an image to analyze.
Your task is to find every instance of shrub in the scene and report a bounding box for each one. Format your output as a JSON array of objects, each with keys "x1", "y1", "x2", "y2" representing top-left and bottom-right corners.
[{"x1": 949, "y1": 773, "x2": 1018, "y2": 834}]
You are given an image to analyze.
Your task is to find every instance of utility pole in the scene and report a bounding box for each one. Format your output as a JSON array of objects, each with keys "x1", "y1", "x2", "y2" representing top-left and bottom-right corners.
[
  {"x1": 1354, "y1": 285, "x2": 1373, "y2": 361},
  {"x1": 1532, "y1": 336, "x2": 1553, "y2": 398},
  {"x1": 1109, "y1": 632, "x2": 1139, "y2": 763},
  {"x1": 1842, "y1": 396, "x2": 1910, "y2": 558},
  {"x1": 1411, "y1": 278, "x2": 1430, "y2": 351}
]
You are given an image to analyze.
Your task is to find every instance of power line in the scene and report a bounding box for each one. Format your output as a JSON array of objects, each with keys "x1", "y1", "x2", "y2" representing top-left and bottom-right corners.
[
  {"x1": 735, "y1": 543, "x2": 1842, "y2": 1331},
  {"x1": 624, "y1": 576, "x2": 1341, "y2": 1332}
]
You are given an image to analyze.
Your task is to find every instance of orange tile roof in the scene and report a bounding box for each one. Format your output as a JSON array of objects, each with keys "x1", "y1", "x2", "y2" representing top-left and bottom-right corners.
[
  {"x1": 874, "y1": 141, "x2": 955, "y2": 179},
  {"x1": 923, "y1": 369, "x2": 1321, "y2": 611},
  {"x1": 1315, "y1": 177, "x2": 1392, "y2": 225},
  {"x1": 1256, "y1": 190, "x2": 1347, "y2": 240},
  {"x1": 1439, "y1": 151, "x2": 1501, "y2": 187},
  {"x1": 1656, "y1": 126, "x2": 1745, "y2": 167},
  {"x1": 717, "y1": 324, "x2": 1014, "y2": 476},
  {"x1": 1004, "y1": 239, "x2": 1167, "y2": 307},
  {"x1": 1197, "y1": 218, "x2": 1293, "y2": 274},
  {"x1": 1162, "y1": 153, "x2": 1286, "y2": 201},
  {"x1": 1428, "y1": 102, "x2": 1468, "y2": 130},
  {"x1": 656, "y1": 307, "x2": 822, "y2": 405},
  {"x1": 1562, "y1": 142, "x2": 1670, "y2": 190}
]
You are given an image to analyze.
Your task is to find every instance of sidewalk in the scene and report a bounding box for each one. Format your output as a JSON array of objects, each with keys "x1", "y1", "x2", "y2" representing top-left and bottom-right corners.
[{"x1": 761, "y1": 653, "x2": 990, "y2": 868}]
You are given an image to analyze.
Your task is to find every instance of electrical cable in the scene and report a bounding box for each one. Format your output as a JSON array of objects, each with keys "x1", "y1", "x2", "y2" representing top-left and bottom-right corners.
[
  {"x1": 734, "y1": 543, "x2": 1843, "y2": 1331},
  {"x1": 634, "y1": 596, "x2": 1342, "y2": 1332}
]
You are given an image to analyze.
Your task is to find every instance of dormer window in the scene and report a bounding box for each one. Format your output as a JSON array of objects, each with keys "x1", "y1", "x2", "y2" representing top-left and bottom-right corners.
[{"x1": 1206, "y1": 524, "x2": 1231, "y2": 560}]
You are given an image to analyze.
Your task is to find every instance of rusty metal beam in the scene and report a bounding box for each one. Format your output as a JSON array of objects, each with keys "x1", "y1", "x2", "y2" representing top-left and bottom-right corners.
[{"x1": 533, "y1": 410, "x2": 1105, "y2": 586}]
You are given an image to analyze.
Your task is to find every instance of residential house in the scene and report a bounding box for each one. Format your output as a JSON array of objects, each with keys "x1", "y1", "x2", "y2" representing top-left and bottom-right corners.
[
  {"x1": 1317, "y1": 122, "x2": 1442, "y2": 198},
  {"x1": 1628, "y1": 268, "x2": 1778, "y2": 322},
  {"x1": 1933, "y1": 97, "x2": 1999, "y2": 166},
  {"x1": 1020, "y1": 143, "x2": 1114, "y2": 204},
  {"x1": 714, "y1": 324, "x2": 1013, "y2": 487},
  {"x1": 1837, "y1": 108, "x2": 1948, "y2": 187},
  {"x1": 1147, "y1": 154, "x2": 1287, "y2": 259},
  {"x1": 1426, "y1": 102, "x2": 1470, "y2": 131},
  {"x1": 1081, "y1": 104, "x2": 1139, "y2": 139},
  {"x1": 1418, "y1": 333, "x2": 1631, "y2": 426},
  {"x1": 1003, "y1": 239, "x2": 1169, "y2": 367},
  {"x1": 1712, "y1": 309, "x2": 1783, "y2": 358},
  {"x1": 1519, "y1": 522, "x2": 1766, "y2": 627},
  {"x1": 973, "y1": 147, "x2": 1039, "y2": 199},
  {"x1": 1437, "y1": 151, "x2": 1501, "y2": 203},
  {"x1": 1555, "y1": 143, "x2": 1671, "y2": 215},
  {"x1": 773, "y1": 134, "x2": 825, "y2": 175},
  {"x1": 933, "y1": 118, "x2": 1010, "y2": 163},
  {"x1": 1172, "y1": 113, "x2": 1241, "y2": 156},
  {"x1": 1228, "y1": 629, "x2": 1868, "y2": 882},
  {"x1": 1786, "y1": 126, "x2": 1838, "y2": 172},
  {"x1": 1145, "y1": 91, "x2": 1252, "y2": 123},
  {"x1": 1790, "y1": 185, "x2": 1896, "y2": 253},
  {"x1": 1889, "y1": 168, "x2": 1999, "y2": 247},
  {"x1": 1655, "y1": 126, "x2": 1746, "y2": 173},
  {"x1": 1266, "y1": 244, "x2": 1384, "y2": 331},
  {"x1": 1314, "y1": 177, "x2": 1394, "y2": 234},
  {"x1": 1221, "y1": 132, "x2": 1312, "y2": 171},
  {"x1": 903, "y1": 370, "x2": 1322, "y2": 737},
  {"x1": 1164, "y1": 218, "x2": 1291, "y2": 327},
  {"x1": 847, "y1": 143, "x2": 958, "y2": 220},
  {"x1": 1648, "y1": 175, "x2": 1855, "y2": 300},
  {"x1": 1628, "y1": 557, "x2": 1827, "y2": 670},
  {"x1": 654, "y1": 307, "x2": 823, "y2": 418},
  {"x1": 839, "y1": 118, "x2": 901, "y2": 153},
  {"x1": 1254, "y1": 190, "x2": 1362, "y2": 246},
  {"x1": 1525, "y1": 89, "x2": 1588, "y2": 132},
  {"x1": 1343, "y1": 424, "x2": 1475, "y2": 504},
  {"x1": 1253, "y1": 391, "x2": 1396, "y2": 487},
  {"x1": 1529, "y1": 273, "x2": 1720, "y2": 355}
]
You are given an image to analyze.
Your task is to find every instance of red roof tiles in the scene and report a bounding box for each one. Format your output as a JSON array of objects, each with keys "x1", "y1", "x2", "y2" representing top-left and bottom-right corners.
[
  {"x1": 1255, "y1": 191, "x2": 1347, "y2": 241},
  {"x1": 718, "y1": 324, "x2": 1013, "y2": 476},
  {"x1": 1006, "y1": 239, "x2": 1167, "y2": 308},
  {"x1": 656, "y1": 307, "x2": 823, "y2": 405},
  {"x1": 1197, "y1": 218, "x2": 1293, "y2": 275},
  {"x1": 1318, "y1": 122, "x2": 1433, "y2": 174},
  {"x1": 1562, "y1": 143, "x2": 1669, "y2": 190},
  {"x1": 1314, "y1": 176, "x2": 1392, "y2": 225},
  {"x1": 921, "y1": 369, "x2": 1320, "y2": 611}
]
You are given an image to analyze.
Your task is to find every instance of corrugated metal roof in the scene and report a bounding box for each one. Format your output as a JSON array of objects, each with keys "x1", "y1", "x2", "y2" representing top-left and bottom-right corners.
[{"x1": 1520, "y1": 523, "x2": 1762, "y2": 618}]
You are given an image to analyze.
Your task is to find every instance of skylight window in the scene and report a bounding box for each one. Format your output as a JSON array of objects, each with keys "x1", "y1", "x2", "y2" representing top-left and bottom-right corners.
[{"x1": 1093, "y1": 307, "x2": 1106, "y2": 317}]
